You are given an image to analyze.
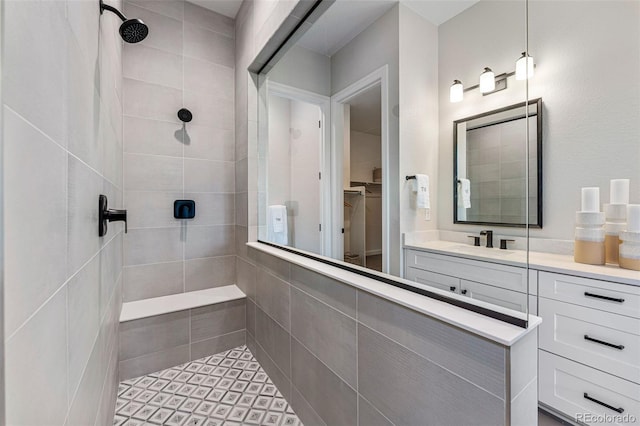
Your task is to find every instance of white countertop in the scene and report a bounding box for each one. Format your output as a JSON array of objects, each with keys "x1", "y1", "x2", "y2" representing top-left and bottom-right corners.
[
  {"x1": 247, "y1": 242, "x2": 541, "y2": 347},
  {"x1": 404, "y1": 240, "x2": 640, "y2": 286}
]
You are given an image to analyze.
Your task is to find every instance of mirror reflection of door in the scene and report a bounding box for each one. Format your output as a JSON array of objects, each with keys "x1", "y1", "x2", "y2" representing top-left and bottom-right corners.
[
  {"x1": 343, "y1": 85, "x2": 383, "y2": 272},
  {"x1": 267, "y1": 93, "x2": 323, "y2": 254}
]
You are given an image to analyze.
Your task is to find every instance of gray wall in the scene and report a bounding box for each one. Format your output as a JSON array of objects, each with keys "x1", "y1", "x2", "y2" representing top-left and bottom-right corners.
[
  {"x1": 2, "y1": 0, "x2": 125, "y2": 423},
  {"x1": 122, "y1": 0, "x2": 236, "y2": 302},
  {"x1": 331, "y1": 5, "x2": 401, "y2": 275},
  {"x1": 242, "y1": 247, "x2": 535, "y2": 426},
  {"x1": 118, "y1": 300, "x2": 246, "y2": 381}
]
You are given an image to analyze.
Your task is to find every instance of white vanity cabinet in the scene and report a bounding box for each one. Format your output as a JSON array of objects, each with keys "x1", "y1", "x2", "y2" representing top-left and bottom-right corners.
[
  {"x1": 538, "y1": 272, "x2": 640, "y2": 424},
  {"x1": 404, "y1": 249, "x2": 536, "y2": 314}
]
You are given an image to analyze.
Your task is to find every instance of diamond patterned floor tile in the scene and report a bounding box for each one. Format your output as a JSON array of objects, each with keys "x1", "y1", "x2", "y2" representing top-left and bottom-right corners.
[{"x1": 114, "y1": 345, "x2": 302, "y2": 425}]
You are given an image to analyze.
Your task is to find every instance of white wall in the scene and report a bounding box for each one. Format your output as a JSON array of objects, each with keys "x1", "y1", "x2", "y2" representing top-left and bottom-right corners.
[
  {"x1": 398, "y1": 4, "x2": 439, "y2": 238},
  {"x1": 267, "y1": 95, "x2": 322, "y2": 253},
  {"x1": 3, "y1": 0, "x2": 124, "y2": 423},
  {"x1": 437, "y1": 0, "x2": 529, "y2": 239},
  {"x1": 350, "y1": 131, "x2": 381, "y2": 182},
  {"x1": 331, "y1": 5, "x2": 401, "y2": 274},
  {"x1": 437, "y1": 0, "x2": 640, "y2": 241},
  {"x1": 269, "y1": 45, "x2": 332, "y2": 96}
]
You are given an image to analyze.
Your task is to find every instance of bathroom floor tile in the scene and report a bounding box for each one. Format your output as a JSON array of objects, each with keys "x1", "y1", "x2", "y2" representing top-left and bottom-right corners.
[{"x1": 114, "y1": 345, "x2": 302, "y2": 425}]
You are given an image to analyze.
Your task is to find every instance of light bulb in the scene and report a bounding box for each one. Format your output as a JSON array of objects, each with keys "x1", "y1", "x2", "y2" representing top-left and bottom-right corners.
[
  {"x1": 479, "y1": 67, "x2": 495, "y2": 93},
  {"x1": 516, "y1": 52, "x2": 534, "y2": 80},
  {"x1": 450, "y1": 80, "x2": 463, "y2": 103}
]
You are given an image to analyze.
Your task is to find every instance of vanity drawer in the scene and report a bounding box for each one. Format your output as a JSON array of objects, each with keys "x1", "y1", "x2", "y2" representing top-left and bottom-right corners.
[
  {"x1": 405, "y1": 249, "x2": 530, "y2": 294},
  {"x1": 539, "y1": 298, "x2": 640, "y2": 383},
  {"x1": 539, "y1": 350, "x2": 640, "y2": 425},
  {"x1": 405, "y1": 267, "x2": 460, "y2": 294},
  {"x1": 539, "y1": 272, "x2": 640, "y2": 319},
  {"x1": 460, "y1": 280, "x2": 529, "y2": 313}
]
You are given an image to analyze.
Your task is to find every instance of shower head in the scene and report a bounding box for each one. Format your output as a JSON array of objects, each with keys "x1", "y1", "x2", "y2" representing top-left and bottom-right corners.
[
  {"x1": 119, "y1": 19, "x2": 149, "y2": 44},
  {"x1": 100, "y1": 0, "x2": 149, "y2": 44}
]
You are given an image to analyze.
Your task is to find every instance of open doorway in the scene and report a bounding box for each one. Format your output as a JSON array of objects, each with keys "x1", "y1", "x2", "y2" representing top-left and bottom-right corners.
[{"x1": 339, "y1": 83, "x2": 384, "y2": 272}]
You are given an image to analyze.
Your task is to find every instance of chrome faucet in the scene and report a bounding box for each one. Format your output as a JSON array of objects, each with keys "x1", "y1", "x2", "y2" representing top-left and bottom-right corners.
[{"x1": 480, "y1": 230, "x2": 493, "y2": 248}]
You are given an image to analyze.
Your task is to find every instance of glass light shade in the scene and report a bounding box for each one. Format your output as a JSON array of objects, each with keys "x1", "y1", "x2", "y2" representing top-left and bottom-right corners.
[
  {"x1": 516, "y1": 52, "x2": 534, "y2": 80},
  {"x1": 479, "y1": 67, "x2": 495, "y2": 93},
  {"x1": 450, "y1": 80, "x2": 463, "y2": 103}
]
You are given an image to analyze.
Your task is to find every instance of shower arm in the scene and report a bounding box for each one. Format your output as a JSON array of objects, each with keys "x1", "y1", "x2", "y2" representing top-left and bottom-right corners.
[{"x1": 100, "y1": 0, "x2": 127, "y2": 22}]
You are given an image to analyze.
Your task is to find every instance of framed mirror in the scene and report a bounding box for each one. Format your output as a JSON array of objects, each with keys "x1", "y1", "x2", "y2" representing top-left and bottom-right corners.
[{"x1": 454, "y1": 98, "x2": 542, "y2": 228}]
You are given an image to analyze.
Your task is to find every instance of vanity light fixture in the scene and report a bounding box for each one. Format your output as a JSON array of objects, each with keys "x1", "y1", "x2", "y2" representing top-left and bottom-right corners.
[
  {"x1": 450, "y1": 80, "x2": 464, "y2": 103},
  {"x1": 515, "y1": 52, "x2": 535, "y2": 80},
  {"x1": 479, "y1": 67, "x2": 495, "y2": 93}
]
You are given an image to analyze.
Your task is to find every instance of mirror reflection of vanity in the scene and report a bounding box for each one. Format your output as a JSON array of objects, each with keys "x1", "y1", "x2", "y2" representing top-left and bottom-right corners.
[{"x1": 256, "y1": 1, "x2": 640, "y2": 423}]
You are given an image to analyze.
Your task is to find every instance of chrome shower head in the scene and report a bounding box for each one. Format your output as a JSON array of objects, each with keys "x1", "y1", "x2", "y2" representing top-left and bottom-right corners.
[{"x1": 100, "y1": 0, "x2": 149, "y2": 44}]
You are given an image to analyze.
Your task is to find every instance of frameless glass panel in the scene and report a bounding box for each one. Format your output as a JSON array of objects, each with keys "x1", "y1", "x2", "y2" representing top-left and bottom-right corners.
[{"x1": 256, "y1": 0, "x2": 537, "y2": 327}]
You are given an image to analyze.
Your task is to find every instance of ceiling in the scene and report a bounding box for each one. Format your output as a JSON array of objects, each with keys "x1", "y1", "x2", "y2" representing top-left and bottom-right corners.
[
  {"x1": 349, "y1": 85, "x2": 382, "y2": 136},
  {"x1": 188, "y1": 0, "x2": 242, "y2": 18},
  {"x1": 297, "y1": 0, "x2": 397, "y2": 57},
  {"x1": 297, "y1": 0, "x2": 479, "y2": 57}
]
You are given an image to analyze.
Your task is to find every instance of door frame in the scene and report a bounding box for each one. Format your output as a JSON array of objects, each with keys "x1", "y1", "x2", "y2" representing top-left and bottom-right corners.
[
  {"x1": 330, "y1": 65, "x2": 390, "y2": 273},
  {"x1": 266, "y1": 81, "x2": 332, "y2": 256}
]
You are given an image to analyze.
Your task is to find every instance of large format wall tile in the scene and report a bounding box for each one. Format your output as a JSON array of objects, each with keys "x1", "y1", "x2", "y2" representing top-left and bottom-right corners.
[
  {"x1": 3, "y1": 0, "x2": 67, "y2": 144},
  {"x1": 124, "y1": 3, "x2": 183, "y2": 55},
  {"x1": 123, "y1": 44, "x2": 183, "y2": 90},
  {"x1": 67, "y1": 155, "x2": 103, "y2": 275},
  {"x1": 291, "y1": 338, "x2": 357, "y2": 426},
  {"x1": 357, "y1": 290, "x2": 506, "y2": 398},
  {"x1": 290, "y1": 264, "x2": 356, "y2": 318},
  {"x1": 255, "y1": 307, "x2": 291, "y2": 376},
  {"x1": 191, "y1": 329, "x2": 246, "y2": 360},
  {"x1": 3, "y1": 107, "x2": 68, "y2": 336},
  {"x1": 184, "y1": 25, "x2": 235, "y2": 68},
  {"x1": 184, "y1": 159, "x2": 235, "y2": 193},
  {"x1": 290, "y1": 288, "x2": 357, "y2": 387},
  {"x1": 124, "y1": 228, "x2": 183, "y2": 266},
  {"x1": 124, "y1": 153, "x2": 183, "y2": 192},
  {"x1": 256, "y1": 267, "x2": 291, "y2": 330},
  {"x1": 123, "y1": 261, "x2": 184, "y2": 302},
  {"x1": 123, "y1": 78, "x2": 182, "y2": 122},
  {"x1": 358, "y1": 324, "x2": 505, "y2": 426},
  {"x1": 358, "y1": 396, "x2": 393, "y2": 426},
  {"x1": 124, "y1": 116, "x2": 185, "y2": 157},
  {"x1": 191, "y1": 299, "x2": 246, "y2": 342},
  {"x1": 5, "y1": 289, "x2": 68, "y2": 426},
  {"x1": 67, "y1": 255, "x2": 101, "y2": 398},
  {"x1": 185, "y1": 255, "x2": 236, "y2": 291},
  {"x1": 184, "y1": 1, "x2": 235, "y2": 37},
  {"x1": 185, "y1": 225, "x2": 235, "y2": 259},
  {"x1": 119, "y1": 311, "x2": 191, "y2": 361}
]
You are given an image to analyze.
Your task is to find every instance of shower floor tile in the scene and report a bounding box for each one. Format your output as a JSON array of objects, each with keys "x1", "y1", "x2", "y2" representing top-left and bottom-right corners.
[{"x1": 114, "y1": 345, "x2": 302, "y2": 426}]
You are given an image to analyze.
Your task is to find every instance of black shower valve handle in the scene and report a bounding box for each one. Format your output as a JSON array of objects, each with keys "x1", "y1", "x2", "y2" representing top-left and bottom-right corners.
[{"x1": 99, "y1": 194, "x2": 128, "y2": 237}]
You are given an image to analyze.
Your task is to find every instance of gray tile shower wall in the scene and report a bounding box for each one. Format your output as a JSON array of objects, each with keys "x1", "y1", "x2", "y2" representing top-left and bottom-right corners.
[
  {"x1": 3, "y1": 0, "x2": 125, "y2": 424},
  {"x1": 244, "y1": 247, "x2": 535, "y2": 426},
  {"x1": 118, "y1": 299, "x2": 246, "y2": 381},
  {"x1": 122, "y1": 0, "x2": 236, "y2": 302}
]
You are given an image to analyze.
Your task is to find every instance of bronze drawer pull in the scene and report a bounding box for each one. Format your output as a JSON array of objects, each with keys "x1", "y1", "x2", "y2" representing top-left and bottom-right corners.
[
  {"x1": 584, "y1": 335, "x2": 625, "y2": 350},
  {"x1": 584, "y1": 292, "x2": 625, "y2": 303},
  {"x1": 583, "y1": 393, "x2": 624, "y2": 413}
]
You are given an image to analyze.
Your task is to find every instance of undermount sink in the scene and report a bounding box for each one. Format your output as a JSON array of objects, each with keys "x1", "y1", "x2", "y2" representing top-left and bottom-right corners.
[{"x1": 446, "y1": 245, "x2": 516, "y2": 257}]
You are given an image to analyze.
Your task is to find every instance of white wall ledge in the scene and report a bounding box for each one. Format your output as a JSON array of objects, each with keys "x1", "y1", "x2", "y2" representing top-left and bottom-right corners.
[{"x1": 247, "y1": 242, "x2": 541, "y2": 346}]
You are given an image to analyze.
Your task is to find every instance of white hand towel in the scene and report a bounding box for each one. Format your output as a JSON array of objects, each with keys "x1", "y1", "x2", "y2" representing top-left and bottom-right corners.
[
  {"x1": 412, "y1": 174, "x2": 430, "y2": 209},
  {"x1": 267, "y1": 205, "x2": 288, "y2": 245},
  {"x1": 459, "y1": 178, "x2": 471, "y2": 208}
]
